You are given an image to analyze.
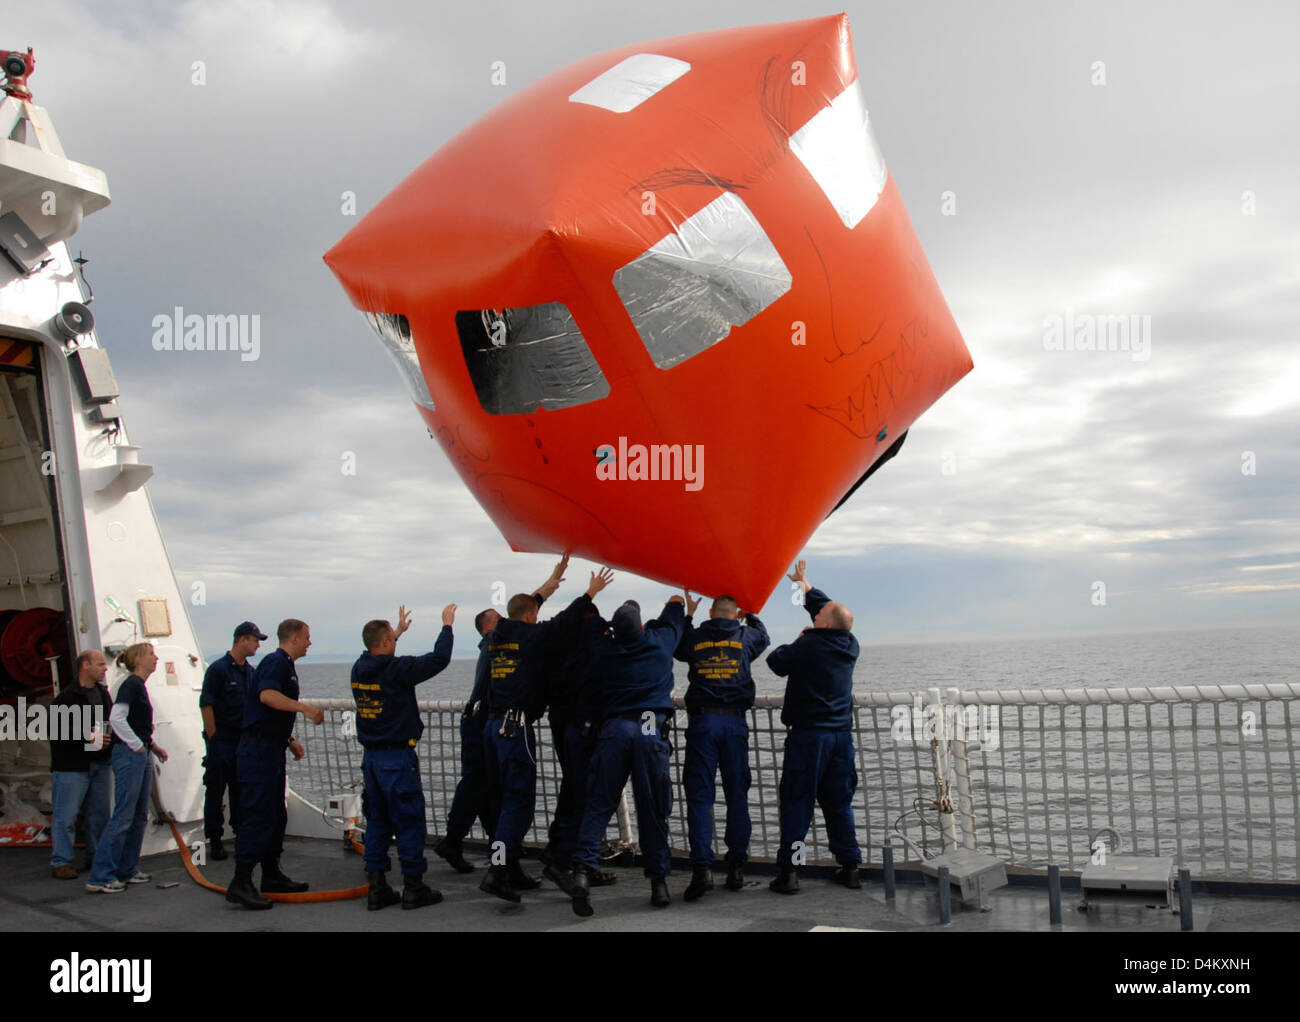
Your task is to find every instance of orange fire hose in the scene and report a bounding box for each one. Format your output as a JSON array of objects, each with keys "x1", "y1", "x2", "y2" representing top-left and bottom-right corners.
[{"x1": 166, "y1": 821, "x2": 369, "y2": 903}]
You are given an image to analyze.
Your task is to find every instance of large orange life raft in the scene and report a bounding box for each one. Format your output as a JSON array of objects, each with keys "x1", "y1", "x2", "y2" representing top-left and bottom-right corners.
[{"x1": 325, "y1": 14, "x2": 972, "y2": 608}]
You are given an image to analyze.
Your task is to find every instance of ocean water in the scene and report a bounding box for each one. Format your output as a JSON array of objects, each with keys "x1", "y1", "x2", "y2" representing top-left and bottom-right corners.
[
  {"x1": 283, "y1": 623, "x2": 1298, "y2": 876},
  {"x1": 295, "y1": 623, "x2": 1296, "y2": 701}
]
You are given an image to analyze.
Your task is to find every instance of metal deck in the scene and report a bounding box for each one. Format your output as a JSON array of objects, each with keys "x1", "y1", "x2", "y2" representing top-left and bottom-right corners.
[{"x1": 4, "y1": 835, "x2": 1296, "y2": 933}]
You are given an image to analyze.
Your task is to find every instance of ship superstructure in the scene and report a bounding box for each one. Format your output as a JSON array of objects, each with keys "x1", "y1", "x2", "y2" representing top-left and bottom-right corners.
[{"x1": 0, "y1": 48, "x2": 208, "y2": 853}]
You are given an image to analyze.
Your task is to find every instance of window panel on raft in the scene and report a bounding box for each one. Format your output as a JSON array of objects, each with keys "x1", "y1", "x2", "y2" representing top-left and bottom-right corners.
[
  {"x1": 455, "y1": 302, "x2": 610, "y2": 415},
  {"x1": 363, "y1": 312, "x2": 435, "y2": 410},
  {"x1": 612, "y1": 191, "x2": 792, "y2": 370}
]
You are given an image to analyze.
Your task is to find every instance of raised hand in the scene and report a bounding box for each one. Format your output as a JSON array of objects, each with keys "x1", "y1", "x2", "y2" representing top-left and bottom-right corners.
[
  {"x1": 588, "y1": 566, "x2": 614, "y2": 596},
  {"x1": 442, "y1": 603, "x2": 457, "y2": 626},
  {"x1": 395, "y1": 604, "x2": 412, "y2": 638},
  {"x1": 684, "y1": 590, "x2": 701, "y2": 616},
  {"x1": 788, "y1": 559, "x2": 810, "y2": 592}
]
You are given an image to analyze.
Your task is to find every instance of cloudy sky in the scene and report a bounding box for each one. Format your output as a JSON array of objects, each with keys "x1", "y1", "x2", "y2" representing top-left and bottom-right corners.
[{"x1": 10, "y1": 0, "x2": 1298, "y2": 656}]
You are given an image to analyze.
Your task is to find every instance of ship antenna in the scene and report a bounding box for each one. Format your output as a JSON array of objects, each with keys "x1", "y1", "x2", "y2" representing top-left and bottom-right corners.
[{"x1": 73, "y1": 252, "x2": 95, "y2": 303}]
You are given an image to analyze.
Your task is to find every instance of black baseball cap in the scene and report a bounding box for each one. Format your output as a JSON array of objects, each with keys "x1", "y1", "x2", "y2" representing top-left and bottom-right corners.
[
  {"x1": 611, "y1": 601, "x2": 642, "y2": 644},
  {"x1": 234, "y1": 621, "x2": 268, "y2": 640}
]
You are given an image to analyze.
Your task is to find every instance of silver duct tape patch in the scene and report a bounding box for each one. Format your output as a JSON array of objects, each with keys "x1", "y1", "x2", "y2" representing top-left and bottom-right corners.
[
  {"x1": 789, "y1": 80, "x2": 888, "y2": 229},
  {"x1": 569, "y1": 53, "x2": 691, "y2": 113},
  {"x1": 614, "y1": 191, "x2": 792, "y2": 370},
  {"x1": 364, "y1": 311, "x2": 435, "y2": 410},
  {"x1": 460, "y1": 302, "x2": 610, "y2": 415}
]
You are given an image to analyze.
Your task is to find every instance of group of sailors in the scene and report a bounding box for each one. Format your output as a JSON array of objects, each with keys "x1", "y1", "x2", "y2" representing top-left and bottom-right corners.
[{"x1": 201, "y1": 556, "x2": 863, "y2": 917}]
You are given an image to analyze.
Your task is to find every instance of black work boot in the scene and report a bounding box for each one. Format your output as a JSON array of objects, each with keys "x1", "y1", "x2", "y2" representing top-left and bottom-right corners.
[
  {"x1": 586, "y1": 866, "x2": 618, "y2": 887},
  {"x1": 479, "y1": 865, "x2": 521, "y2": 903},
  {"x1": 543, "y1": 862, "x2": 574, "y2": 895},
  {"x1": 570, "y1": 867, "x2": 593, "y2": 918},
  {"x1": 769, "y1": 869, "x2": 800, "y2": 895},
  {"x1": 434, "y1": 838, "x2": 476, "y2": 874},
  {"x1": 650, "y1": 878, "x2": 671, "y2": 907},
  {"x1": 226, "y1": 863, "x2": 273, "y2": 910},
  {"x1": 209, "y1": 838, "x2": 228, "y2": 861},
  {"x1": 684, "y1": 865, "x2": 714, "y2": 902},
  {"x1": 260, "y1": 859, "x2": 309, "y2": 894},
  {"x1": 508, "y1": 861, "x2": 542, "y2": 890},
  {"x1": 725, "y1": 861, "x2": 744, "y2": 891},
  {"x1": 833, "y1": 864, "x2": 862, "y2": 889},
  {"x1": 401, "y1": 874, "x2": 443, "y2": 910},
  {"x1": 366, "y1": 871, "x2": 400, "y2": 911}
]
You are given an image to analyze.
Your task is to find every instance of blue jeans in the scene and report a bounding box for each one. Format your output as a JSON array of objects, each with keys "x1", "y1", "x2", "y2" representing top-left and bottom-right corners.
[
  {"x1": 87, "y1": 743, "x2": 153, "y2": 885},
  {"x1": 361, "y1": 747, "x2": 428, "y2": 876},
  {"x1": 573, "y1": 716, "x2": 674, "y2": 880},
  {"x1": 683, "y1": 713, "x2": 752, "y2": 866},
  {"x1": 50, "y1": 760, "x2": 112, "y2": 868}
]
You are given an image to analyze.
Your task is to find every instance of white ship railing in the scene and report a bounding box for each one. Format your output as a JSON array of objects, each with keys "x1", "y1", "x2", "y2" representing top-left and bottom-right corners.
[{"x1": 287, "y1": 681, "x2": 1300, "y2": 881}]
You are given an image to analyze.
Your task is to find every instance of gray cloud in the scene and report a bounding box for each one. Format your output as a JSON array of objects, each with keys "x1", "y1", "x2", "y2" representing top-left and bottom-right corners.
[{"x1": 8, "y1": 0, "x2": 1297, "y2": 654}]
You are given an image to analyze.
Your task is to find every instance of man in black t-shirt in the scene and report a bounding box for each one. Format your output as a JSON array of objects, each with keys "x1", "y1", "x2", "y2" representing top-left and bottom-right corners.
[{"x1": 49, "y1": 650, "x2": 114, "y2": 878}]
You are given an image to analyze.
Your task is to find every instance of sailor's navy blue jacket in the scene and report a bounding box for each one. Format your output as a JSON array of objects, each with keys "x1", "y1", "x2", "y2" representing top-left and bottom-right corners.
[
  {"x1": 674, "y1": 612, "x2": 770, "y2": 712},
  {"x1": 766, "y1": 588, "x2": 858, "y2": 730},
  {"x1": 589, "y1": 601, "x2": 687, "y2": 718},
  {"x1": 350, "y1": 625, "x2": 454, "y2": 746}
]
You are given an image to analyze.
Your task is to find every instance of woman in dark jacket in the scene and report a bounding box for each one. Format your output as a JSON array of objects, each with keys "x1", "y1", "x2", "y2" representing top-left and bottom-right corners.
[{"x1": 84, "y1": 643, "x2": 169, "y2": 893}]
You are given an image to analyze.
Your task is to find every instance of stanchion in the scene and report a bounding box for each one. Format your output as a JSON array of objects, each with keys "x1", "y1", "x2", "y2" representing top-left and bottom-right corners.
[
  {"x1": 1048, "y1": 864, "x2": 1062, "y2": 925},
  {"x1": 1178, "y1": 868, "x2": 1193, "y2": 931},
  {"x1": 937, "y1": 865, "x2": 951, "y2": 923},
  {"x1": 882, "y1": 844, "x2": 895, "y2": 901}
]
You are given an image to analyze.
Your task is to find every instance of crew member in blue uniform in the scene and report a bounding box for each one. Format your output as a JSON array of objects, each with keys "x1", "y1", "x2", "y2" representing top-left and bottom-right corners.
[
  {"x1": 199, "y1": 621, "x2": 265, "y2": 861},
  {"x1": 569, "y1": 593, "x2": 688, "y2": 917},
  {"x1": 674, "y1": 593, "x2": 770, "y2": 899},
  {"x1": 436, "y1": 558, "x2": 568, "y2": 874},
  {"x1": 539, "y1": 601, "x2": 618, "y2": 893},
  {"x1": 479, "y1": 565, "x2": 612, "y2": 903},
  {"x1": 226, "y1": 618, "x2": 324, "y2": 910},
  {"x1": 351, "y1": 603, "x2": 456, "y2": 910},
  {"x1": 766, "y1": 560, "x2": 862, "y2": 894}
]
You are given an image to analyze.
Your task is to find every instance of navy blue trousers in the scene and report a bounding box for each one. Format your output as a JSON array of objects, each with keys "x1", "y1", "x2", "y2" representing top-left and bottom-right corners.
[
  {"x1": 483, "y1": 717, "x2": 536, "y2": 865},
  {"x1": 546, "y1": 720, "x2": 593, "y2": 864},
  {"x1": 361, "y1": 746, "x2": 428, "y2": 877},
  {"x1": 235, "y1": 734, "x2": 287, "y2": 868},
  {"x1": 683, "y1": 713, "x2": 752, "y2": 866},
  {"x1": 573, "y1": 716, "x2": 673, "y2": 880},
  {"x1": 202, "y1": 732, "x2": 241, "y2": 842},
  {"x1": 445, "y1": 713, "x2": 497, "y2": 843},
  {"x1": 776, "y1": 729, "x2": 862, "y2": 868}
]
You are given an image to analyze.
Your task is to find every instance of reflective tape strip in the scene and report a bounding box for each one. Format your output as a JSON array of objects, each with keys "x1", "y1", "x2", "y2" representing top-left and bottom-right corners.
[{"x1": 569, "y1": 53, "x2": 691, "y2": 113}]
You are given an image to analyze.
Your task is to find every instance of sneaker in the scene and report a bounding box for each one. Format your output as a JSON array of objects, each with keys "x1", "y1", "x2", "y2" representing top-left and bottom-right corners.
[
  {"x1": 52, "y1": 865, "x2": 78, "y2": 880},
  {"x1": 85, "y1": 880, "x2": 126, "y2": 893},
  {"x1": 125, "y1": 871, "x2": 152, "y2": 884}
]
